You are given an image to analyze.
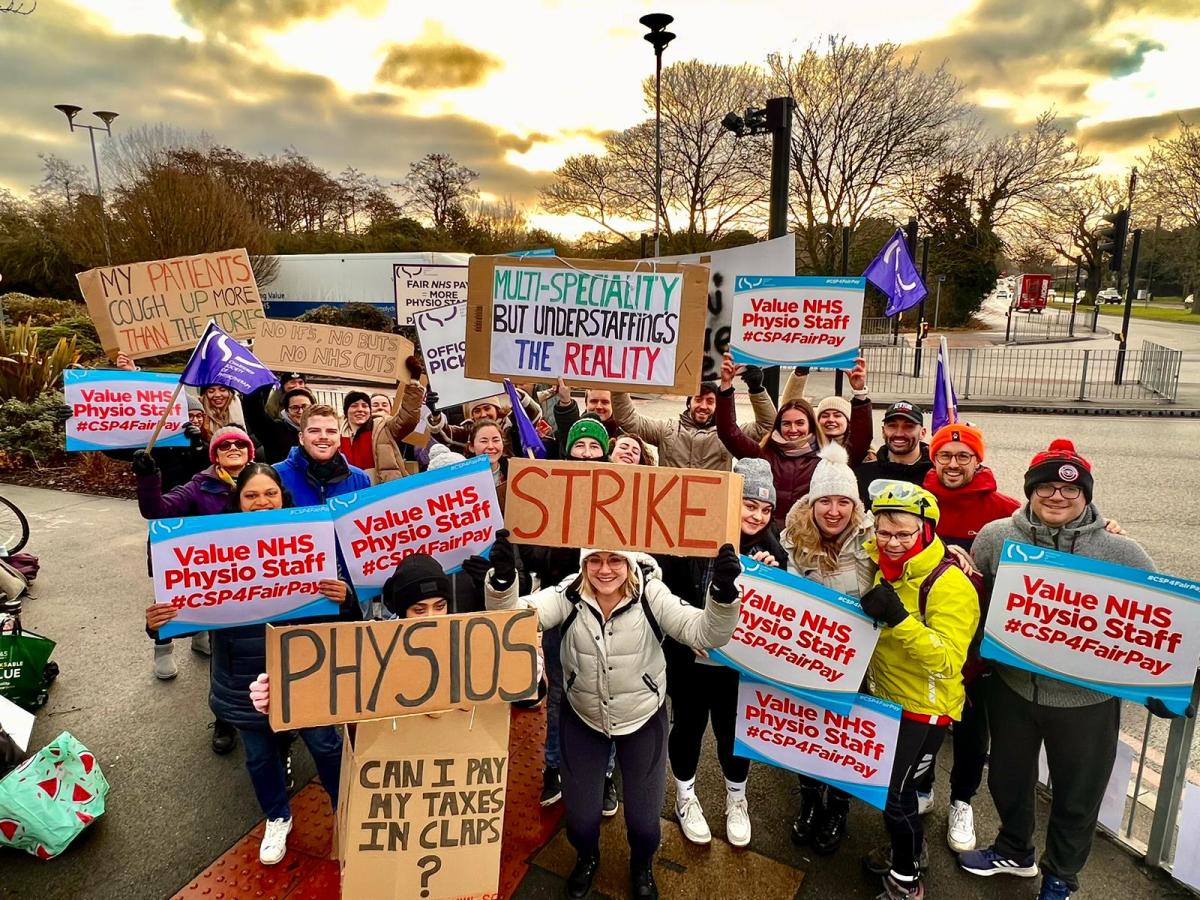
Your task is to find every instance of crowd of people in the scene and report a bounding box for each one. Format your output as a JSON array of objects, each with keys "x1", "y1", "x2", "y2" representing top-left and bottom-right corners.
[{"x1": 120, "y1": 347, "x2": 1175, "y2": 900}]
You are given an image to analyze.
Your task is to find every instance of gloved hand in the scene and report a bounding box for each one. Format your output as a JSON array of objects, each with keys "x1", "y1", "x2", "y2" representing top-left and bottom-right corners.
[
  {"x1": 489, "y1": 530, "x2": 516, "y2": 588},
  {"x1": 1147, "y1": 697, "x2": 1195, "y2": 719},
  {"x1": 405, "y1": 355, "x2": 425, "y2": 380},
  {"x1": 131, "y1": 449, "x2": 158, "y2": 476},
  {"x1": 461, "y1": 554, "x2": 493, "y2": 586},
  {"x1": 183, "y1": 422, "x2": 203, "y2": 444},
  {"x1": 711, "y1": 543, "x2": 742, "y2": 604},
  {"x1": 54, "y1": 404, "x2": 73, "y2": 424},
  {"x1": 740, "y1": 365, "x2": 765, "y2": 393},
  {"x1": 793, "y1": 366, "x2": 811, "y2": 377},
  {"x1": 861, "y1": 581, "x2": 908, "y2": 627},
  {"x1": 424, "y1": 389, "x2": 440, "y2": 414}
]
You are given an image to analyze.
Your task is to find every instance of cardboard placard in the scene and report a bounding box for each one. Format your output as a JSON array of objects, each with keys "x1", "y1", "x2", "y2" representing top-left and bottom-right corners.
[
  {"x1": 266, "y1": 609, "x2": 539, "y2": 730},
  {"x1": 503, "y1": 458, "x2": 741, "y2": 557},
  {"x1": 981, "y1": 540, "x2": 1200, "y2": 716},
  {"x1": 394, "y1": 263, "x2": 470, "y2": 326},
  {"x1": 734, "y1": 677, "x2": 902, "y2": 810},
  {"x1": 464, "y1": 255, "x2": 709, "y2": 393},
  {"x1": 149, "y1": 505, "x2": 341, "y2": 638},
  {"x1": 64, "y1": 369, "x2": 189, "y2": 451},
  {"x1": 711, "y1": 557, "x2": 878, "y2": 714},
  {"x1": 731, "y1": 275, "x2": 865, "y2": 369},
  {"x1": 413, "y1": 302, "x2": 496, "y2": 410},
  {"x1": 76, "y1": 248, "x2": 265, "y2": 359},
  {"x1": 337, "y1": 705, "x2": 510, "y2": 899},
  {"x1": 253, "y1": 319, "x2": 413, "y2": 385},
  {"x1": 327, "y1": 456, "x2": 504, "y2": 600},
  {"x1": 655, "y1": 234, "x2": 796, "y2": 382}
]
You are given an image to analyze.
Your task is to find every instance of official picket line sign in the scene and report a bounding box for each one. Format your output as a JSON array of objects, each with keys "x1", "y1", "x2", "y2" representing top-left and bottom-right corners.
[
  {"x1": 711, "y1": 557, "x2": 878, "y2": 714},
  {"x1": 734, "y1": 676, "x2": 902, "y2": 810},
  {"x1": 730, "y1": 275, "x2": 865, "y2": 369},
  {"x1": 328, "y1": 455, "x2": 504, "y2": 600},
  {"x1": 265, "y1": 608, "x2": 539, "y2": 730},
  {"x1": 338, "y1": 704, "x2": 511, "y2": 900},
  {"x1": 63, "y1": 370, "x2": 189, "y2": 451},
  {"x1": 982, "y1": 540, "x2": 1200, "y2": 715},
  {"x1": 503, "y1": 458, "x2": 742, "y2": 557},
  {"x1": 412, "y1": 302, "x2": 497, "y2": 410},
  {"x1": 253, "y1": 318, "x2": 414, "y2": 385},
  {"x1": 394, "y1": 263, "x2": 470, "y2": 327},
  {"x1": 148, "y1": 505, "x2": 340, "y2": 639},
  {"x1": 76, "y1": 248, "x2": 265, "y2": 359},
  {"x1": 465, "y1": 255, "x2": 709, "y2": 393}
]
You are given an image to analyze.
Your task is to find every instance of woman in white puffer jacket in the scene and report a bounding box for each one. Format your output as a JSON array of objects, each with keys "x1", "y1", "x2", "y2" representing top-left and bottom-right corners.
[{"x1": 482, "y1": 530, "x2": 741, "y2": 900}]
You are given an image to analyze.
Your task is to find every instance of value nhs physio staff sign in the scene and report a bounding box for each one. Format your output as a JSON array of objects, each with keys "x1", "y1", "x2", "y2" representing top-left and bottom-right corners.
[
  {"x1": 730, "y1": 275, "x2": 864, "y2": 369},
  {"x1": 982, "y1": 540, "x2": 1200, "y2": 716}
]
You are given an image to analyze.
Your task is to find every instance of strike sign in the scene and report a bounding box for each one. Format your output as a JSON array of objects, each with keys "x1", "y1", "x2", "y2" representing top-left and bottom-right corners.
[
  {"x1": 731, "y1": 275, "x2": 864, "y2": 369},
  {"x1": 982, "y1": 540, "x2": 1200, "y2": 715},
  {"x1": 735, "y1": 677, "x2": 901, "y2": 809},
  {"x1": 504, "y1": 458, "x2": 742, "y2": 558},
  {"x1": 328, "y1": 455, "x2": 504, "y2": 599},
  {"x1": 64, "y1": 369, "x2": 189, "y2": 451},
  {"x1": 711, "y1": 557, "x2": 878, "y2": 714},
  {"x1": 149, "y1": 505, "x2": 340, "y2": 638}
]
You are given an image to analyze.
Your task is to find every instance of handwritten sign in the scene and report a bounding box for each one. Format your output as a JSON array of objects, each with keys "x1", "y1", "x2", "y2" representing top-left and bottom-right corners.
[
  {"x1": 413, "y1": 303, "x2": 496, "y2": 409},
  {"x1": 711, "y1": 557, "x2": 878, "y2": 714},
  {"x1": 731, "y1": 275, "x2": 864, "y2": 368},
  {"x1": 253, "y1": 319, "x2": 413, "y2": 385},
  {"x1": 76, "y1": 248, "x2": 265, "y2": 359},
  {"x1": 734, "y1": 677, "x2": 902, "y2": 809},
  {"x1": 64, "y1": 369, "x2": 189, "y2": 451},
  {"x1": 338, "y1": 705, "x2": 510, "y2": 900},
  {"x1": 982, "y1": 540, "x2": 1200, "y2": 716},
  {"x1": 149, "y1": 505, "x2": 340, "y2": 639},
  {"x1": 266, "y1": 609, "x2": 539, "y2": 729},
  {"x1": 394, "y1": 263, "x2": 470, "y2": 326},
  {"x1": 327, "y1": 456, "x2": 503, "y2": 600},
  {"x1": 504, "y1": 458, "x2": 742, "y2": 558},
  {"x1": 465, "y1": 255, "x2": 708, "y2": 393}
]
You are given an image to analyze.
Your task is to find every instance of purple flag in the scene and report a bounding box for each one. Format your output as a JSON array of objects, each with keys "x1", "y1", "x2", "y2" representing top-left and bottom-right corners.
[
  {"x1": 503, "y1": 379, "x2": 546, "y2": 459},
  {"x1": 863, "y1": 229, "x2": 928, "y2": 316},
  {"x1": 179, "y1": 321, "x2": 278, "y2": 394},
  {"x1": 931, "y1": 337, "x2": 958, "y2": 432}
]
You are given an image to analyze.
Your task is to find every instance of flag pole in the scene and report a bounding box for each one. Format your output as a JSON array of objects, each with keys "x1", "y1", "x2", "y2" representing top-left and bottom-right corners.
[{"x1": 144, "y1": 382, "x2": 185, "y2": 452}]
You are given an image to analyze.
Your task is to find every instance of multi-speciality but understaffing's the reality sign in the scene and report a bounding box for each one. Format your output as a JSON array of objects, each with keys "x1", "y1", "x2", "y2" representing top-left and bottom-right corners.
[
  {"x1": 982, "y1": 540, "x2": 1200, "y2": 715},
  {"x1": 64, "y1": 369, "x2": 189, "y2": 451},
  {"x1": 731, "y1": 275, "x2": 865, "y2": 369},
  {"x1": 465, "y1": 255, "x2": 708, "y2": 393}
]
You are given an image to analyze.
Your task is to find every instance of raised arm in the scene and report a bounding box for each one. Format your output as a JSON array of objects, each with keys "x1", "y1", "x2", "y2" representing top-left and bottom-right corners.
[{"x1": 610, "y1": 391, "x2": 669, "y2": 447}]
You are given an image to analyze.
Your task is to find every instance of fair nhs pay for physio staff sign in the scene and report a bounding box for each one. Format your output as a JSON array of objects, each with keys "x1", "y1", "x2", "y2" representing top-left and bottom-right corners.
[
  {"x1": 982, "y1": 540, "x2": 1200, "y2": 716},
  {"x1": 731, "y1": 275, "x2": 864, "y2": 369}
]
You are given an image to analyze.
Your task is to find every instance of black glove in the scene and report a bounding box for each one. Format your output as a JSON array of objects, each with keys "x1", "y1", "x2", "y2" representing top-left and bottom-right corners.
[
  {"x1": 1147, "y1": 697, "x2": 1195, "y2": 719},
  {"x1": 711, "y1": 543, "x2": 742, "y2": 604},
  {"x1": 489, "y1": 529, "x2": 516, "y2": 588},
  {"x1": 861, "y1": 582, "x2": 908, "y2": 627},
  {"x1": 55, "y1": 404, "x2": 74, "y2": 424},
  {"x1": 131, "y1": 450, "x2": 158, "y2": 476},
  {"x1": 183, "y1": 422, "x2": 203, "y2": 444},
  {"x1": 461, "y1": 554, "x2": 492, "y2": 586},
  {"x1": 424, "y1": 389, "x2": 440, "y2": 414},
  {"x1": 740, "y1": 365, "x2": 765, "y2": 393}
]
